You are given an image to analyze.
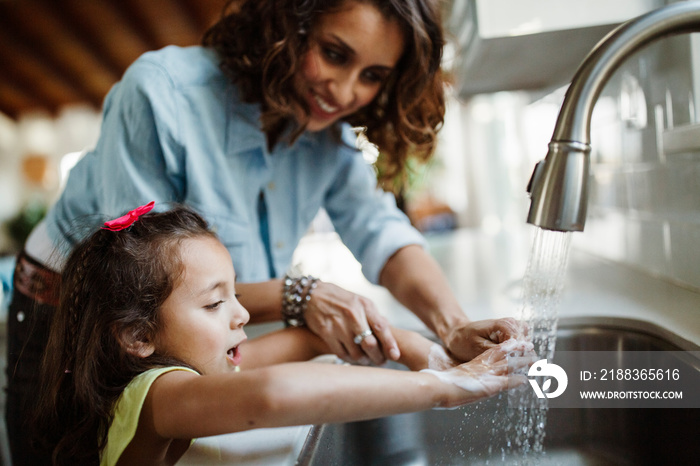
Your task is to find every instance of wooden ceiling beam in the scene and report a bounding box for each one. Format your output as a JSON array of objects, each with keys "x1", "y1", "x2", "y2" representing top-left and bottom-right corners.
[
  {"x1": 0, "y1": 2, "x2": 115, "y2": 108},
  {"x1": 0, "y1": 81, "x2": 44, "y2": 119},
  {"x1": 168, "y1": 0, "x2": 205, "y2": 39},
  {"x1": 175, "y1": 0, "x2": 225, "y2": 34},
  {"x1": 0, "y1": 46, "x2": 72, "y2": 115},
  {"x1": 0, "y1": 16, "x2": 89, "y2": 116},
  {"x1": 52, "y1": 0, "x2": 153, "y2": 73},
  {"x1": 34, "y1": 0, "x2": 125, "y2": 78},
  {"x1": 118, "y1": 0, "x2": 202, "y2": 48},
  {"x1": 0, "y1": 0, "x2": 226, "y2": 119},
  {"x1": 109, "y1": 0, "x2": 168, "y2": 51}
]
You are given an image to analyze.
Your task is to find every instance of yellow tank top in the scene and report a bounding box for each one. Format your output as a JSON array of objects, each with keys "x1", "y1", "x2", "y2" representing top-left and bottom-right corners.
[{"x1": 100, "y1": 366, "x2": 197, "y2": 466}]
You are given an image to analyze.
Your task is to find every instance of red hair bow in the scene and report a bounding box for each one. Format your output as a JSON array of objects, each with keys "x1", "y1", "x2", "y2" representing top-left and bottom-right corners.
[{"x1": 102, "y1": 201, "x2": 155, "y2": 231}]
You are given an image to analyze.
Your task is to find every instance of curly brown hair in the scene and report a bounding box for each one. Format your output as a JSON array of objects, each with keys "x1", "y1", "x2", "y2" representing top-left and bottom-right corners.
[{"x1": 203, "y1": 0, "x2": 446, "y2": 191}]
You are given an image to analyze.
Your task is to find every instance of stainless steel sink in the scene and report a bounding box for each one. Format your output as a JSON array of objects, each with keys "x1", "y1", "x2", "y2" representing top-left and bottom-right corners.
[{"x1": 297, "y1": 317, "x2": 700, "y2": 465}]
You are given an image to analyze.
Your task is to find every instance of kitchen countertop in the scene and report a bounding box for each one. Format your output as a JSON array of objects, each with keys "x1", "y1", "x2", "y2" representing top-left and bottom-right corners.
[{"x1": 197, "y1": 226, "x2": 700, "y2": 464}]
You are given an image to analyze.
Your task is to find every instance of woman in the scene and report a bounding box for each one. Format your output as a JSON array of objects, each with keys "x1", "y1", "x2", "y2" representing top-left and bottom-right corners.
[{"x1": 8, "y1": 1, "x2": 521, "y2": 463}]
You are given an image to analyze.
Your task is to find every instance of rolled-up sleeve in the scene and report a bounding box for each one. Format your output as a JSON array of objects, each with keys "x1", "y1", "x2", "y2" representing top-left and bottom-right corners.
[{"x1": 324, "y1": 147, "x2": 426, "y2": 284}]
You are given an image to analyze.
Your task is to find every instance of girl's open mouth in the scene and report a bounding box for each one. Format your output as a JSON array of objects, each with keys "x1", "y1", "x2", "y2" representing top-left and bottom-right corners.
[{"x1": 227, "y1": 345, "x2": 242, "y2": 366}]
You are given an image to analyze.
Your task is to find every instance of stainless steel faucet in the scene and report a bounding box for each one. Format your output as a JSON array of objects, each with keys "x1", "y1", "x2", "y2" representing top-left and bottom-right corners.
[{"x1": 526, "y1": 1, "x2": 700, "y2": 232}]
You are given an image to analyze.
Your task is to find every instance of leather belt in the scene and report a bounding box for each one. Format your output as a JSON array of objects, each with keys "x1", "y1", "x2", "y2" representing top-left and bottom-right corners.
[{"x1": 13, "y1": 251, "x2": 60, "y2": 307}]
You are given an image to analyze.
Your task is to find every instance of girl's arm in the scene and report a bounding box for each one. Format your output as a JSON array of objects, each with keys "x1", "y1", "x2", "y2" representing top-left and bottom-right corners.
[
  {"x1": 144, "y1": 339, "x2": 529, "y2": 441},
  {"x1": 239, "y1": 325, "x2": 450, "y2": 371},
  {"x1": 238, "y1": 327, "x2": 330, "y2": 369},
  {"x1": 392, "y1": 327, "x2": 442, "y2": 370}
]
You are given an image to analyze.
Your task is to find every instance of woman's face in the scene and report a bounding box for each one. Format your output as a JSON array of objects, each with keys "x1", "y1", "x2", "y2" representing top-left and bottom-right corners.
[
  {"x1": 153, "y1": 236, "x2": 249, "y2": 375},
  {"x1": 294, "y1": 0, "x2": 405, "y2": 132}
]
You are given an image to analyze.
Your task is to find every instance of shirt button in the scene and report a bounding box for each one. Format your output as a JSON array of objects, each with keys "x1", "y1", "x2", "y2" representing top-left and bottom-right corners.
[
  {"x1": 275, "y1": 241, "x2": 285, "y2": 249},
  {"x1": 267, "y1": 181, "x2": 276, "y2": 190}
]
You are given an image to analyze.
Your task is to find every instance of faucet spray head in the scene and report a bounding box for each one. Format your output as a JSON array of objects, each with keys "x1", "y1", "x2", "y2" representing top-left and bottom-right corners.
[
  {"x1": 526, "y1": 141, "x2": 590, "y2": 232},
  {"x1": 524, "y1": 1, "x2": 700, "y2": 233}
]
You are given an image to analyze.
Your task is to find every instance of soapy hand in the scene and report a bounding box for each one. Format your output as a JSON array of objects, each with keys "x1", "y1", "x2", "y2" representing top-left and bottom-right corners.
[
  {"x1": 423, "y1": 338, "x2": 536, "y2": 409},
  {"x1": 443, "y1": 317, "x2": 529, "y2": 362},
  {"x1": 426, "y1": 343, "x2": 459, "y2": 371}
]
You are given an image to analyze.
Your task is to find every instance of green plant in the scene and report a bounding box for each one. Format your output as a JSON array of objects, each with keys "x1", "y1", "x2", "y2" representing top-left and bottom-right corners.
[{"x1": 4, "y1": 201, "x2": 47, "y2": 249}]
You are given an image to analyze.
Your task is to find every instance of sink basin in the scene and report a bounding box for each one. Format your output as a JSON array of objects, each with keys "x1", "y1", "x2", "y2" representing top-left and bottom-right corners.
[{"x1": 297, "y1": 317, "x2": 700, "y2": 465}]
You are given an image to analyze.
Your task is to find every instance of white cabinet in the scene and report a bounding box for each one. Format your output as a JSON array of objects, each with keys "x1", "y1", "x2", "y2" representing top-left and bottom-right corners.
[{"x1": 446, "y1": 0, "x2": 660, "y2": 96}]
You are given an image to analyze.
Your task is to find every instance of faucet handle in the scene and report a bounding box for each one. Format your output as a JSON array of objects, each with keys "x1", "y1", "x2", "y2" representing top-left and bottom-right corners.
[
  {"x1": 526, "y1": 160, "x2": 544, "y2": 197},
  {"x1": 526, "y1": 142, "x2": 590, "y2": 232}
]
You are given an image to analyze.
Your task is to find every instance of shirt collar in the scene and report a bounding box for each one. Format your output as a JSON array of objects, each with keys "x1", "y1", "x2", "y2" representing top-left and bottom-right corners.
[{"x1": 226, "y1": 87, "x2": 347, "y2": 155}]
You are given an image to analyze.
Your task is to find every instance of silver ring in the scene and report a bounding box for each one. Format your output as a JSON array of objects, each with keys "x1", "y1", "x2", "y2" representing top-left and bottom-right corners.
[{"x1": 353, "y1": 329, "x2": 373, "y2": 345}]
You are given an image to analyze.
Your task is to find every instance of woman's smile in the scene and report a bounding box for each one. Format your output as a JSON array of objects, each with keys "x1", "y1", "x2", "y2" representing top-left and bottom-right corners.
[{"x1": 310, "y1": 90, "x2": 340, "y2": 116}]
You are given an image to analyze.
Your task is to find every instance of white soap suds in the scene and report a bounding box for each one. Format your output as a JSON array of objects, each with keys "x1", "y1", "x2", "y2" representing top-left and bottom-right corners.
[
  {"x1": 427, "y1": 343, "x2": 458, "y2": 371},
  {"x1": 421, "y1": 367, "x2": 500, "y2": 393},
  {"x1": 420, "y1": 338, "x2": 535, "y2": 408}
]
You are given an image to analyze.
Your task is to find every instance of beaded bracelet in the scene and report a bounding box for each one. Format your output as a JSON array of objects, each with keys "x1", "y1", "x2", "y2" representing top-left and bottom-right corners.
[{"x1": 282, "y1": 274, "x2": 318, "y2": 327}]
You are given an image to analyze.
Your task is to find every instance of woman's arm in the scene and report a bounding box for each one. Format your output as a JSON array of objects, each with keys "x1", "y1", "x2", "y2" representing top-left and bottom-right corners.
[
  {"x1": 237, "y1": 278, "x2": 402, "y2": 366},
  {"x1": 235, "y1": 280, "x2": 285, "y2": 323},
  {"x1": 380, "y1": 245, "x2": 466, "y2": 341},
  {"x1": 236, "y1": 245, "x2": 523, "y2": 366},
  {"x1": 380, "y1": 245, "x2": 524, "y2": 362}
]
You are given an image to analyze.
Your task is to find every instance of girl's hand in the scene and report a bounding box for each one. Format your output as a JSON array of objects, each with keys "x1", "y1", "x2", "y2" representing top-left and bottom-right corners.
[
  {"x1": 424, "y1": 339, "x2": 535, "y2": 409},
  {"x1": 303, "y1": 281, "x2": 400, "y2": 365}
]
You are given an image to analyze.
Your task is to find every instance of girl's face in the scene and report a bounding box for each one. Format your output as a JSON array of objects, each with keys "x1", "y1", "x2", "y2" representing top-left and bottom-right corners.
[
  {"x1": 154, "y1": 236, "x2": 249, "y2": 375},
  {"x1": 294, "y1": 0, "x2": 405, "y2": 132}
]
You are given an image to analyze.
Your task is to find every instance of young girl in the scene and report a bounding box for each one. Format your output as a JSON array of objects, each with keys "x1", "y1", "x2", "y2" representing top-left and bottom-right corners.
[{"x1": 33, "y1": 204, "x2": 531, "y2": 465}]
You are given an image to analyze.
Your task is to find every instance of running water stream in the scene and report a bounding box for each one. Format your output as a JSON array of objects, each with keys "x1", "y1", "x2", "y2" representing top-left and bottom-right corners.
[
  {"x1": 519, "y1": 228, "x2": 572, "y2": 359},
  {"x1": 504, "y1": 227, "x2": 573, "y2": 464}
]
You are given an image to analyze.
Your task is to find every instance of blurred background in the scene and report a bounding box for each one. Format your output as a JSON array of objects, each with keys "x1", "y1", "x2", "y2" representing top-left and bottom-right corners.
[{"x1": 2, "y1": 1, "x2": 700, "y2": 463}]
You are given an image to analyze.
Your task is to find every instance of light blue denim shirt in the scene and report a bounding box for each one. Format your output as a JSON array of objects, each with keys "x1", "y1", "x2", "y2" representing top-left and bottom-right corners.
[{"x1": 46, "y1": 46, "x2": 425, "y2": 284}]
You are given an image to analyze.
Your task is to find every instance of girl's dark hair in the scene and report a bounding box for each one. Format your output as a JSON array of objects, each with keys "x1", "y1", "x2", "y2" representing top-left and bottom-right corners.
[
  {"x1": 32, "y1": 206, "x2": 215, "y2": 465},
  {"x1": 203, "y1": 0, "x2": 446, "y2": 191}
]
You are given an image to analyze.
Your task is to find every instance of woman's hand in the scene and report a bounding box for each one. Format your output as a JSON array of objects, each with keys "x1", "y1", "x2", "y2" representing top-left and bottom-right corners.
[
  {"x1": 425, "y1": 338, "x2": 535, "y2": 409},
  {"x1": 303, "y1": 281, "x2": 400, "y2": 365},
  {"x1": 378, "y1": 246, "x2": 527, "y2": 363},
  {"x1": 443, "y1": 317, "x2": 527, "y2": 362}
]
